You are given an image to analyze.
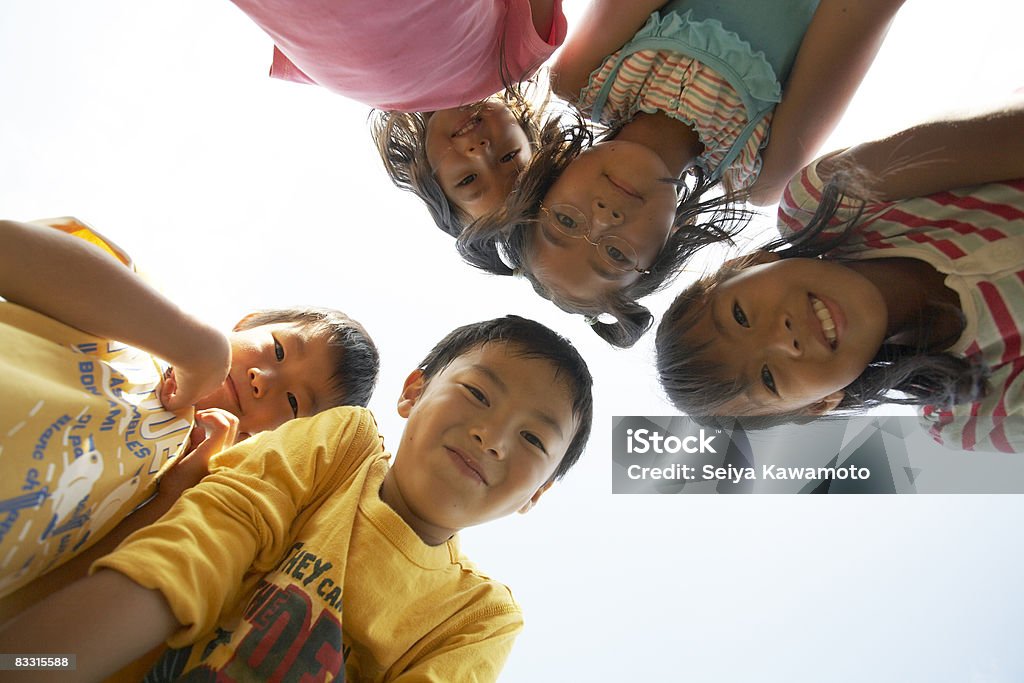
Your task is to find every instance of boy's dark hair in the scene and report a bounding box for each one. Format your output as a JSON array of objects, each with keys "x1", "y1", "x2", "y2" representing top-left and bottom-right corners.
[
  {"x1": 457, "y1": 114, "x2": 749, "y2": 348},
  {"x1": 417, "y1": 315, "x2": 594, "y2": 480},
  {"x1": 235, "y1": 307, "x2": 380, "y2": 409},
  {"x1": 370, "y1": 76, "x2": 552, "y2": 239},
  {"x1": 655, "y1": 177, "x2": 988, "y2": 428}
]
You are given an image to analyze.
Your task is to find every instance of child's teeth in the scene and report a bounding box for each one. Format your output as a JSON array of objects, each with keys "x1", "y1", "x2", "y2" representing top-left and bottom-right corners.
[
  {"x1": 810, "y1": 296, "x2": 837, "y2": 346},
  {"x1": 452, "y1": 117, "x2": 481, "y2": 137}
]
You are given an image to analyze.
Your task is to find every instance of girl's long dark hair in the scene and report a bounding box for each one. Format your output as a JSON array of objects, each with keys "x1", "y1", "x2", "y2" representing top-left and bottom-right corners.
[{"x1": 657, "y1": 170, "x2": 988, "y2": 423}]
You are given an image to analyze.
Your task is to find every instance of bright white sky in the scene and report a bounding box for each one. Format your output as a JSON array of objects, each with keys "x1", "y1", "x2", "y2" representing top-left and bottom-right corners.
[{"x1": 2, "y1": 1, "x2": 1024, "y2": 680}]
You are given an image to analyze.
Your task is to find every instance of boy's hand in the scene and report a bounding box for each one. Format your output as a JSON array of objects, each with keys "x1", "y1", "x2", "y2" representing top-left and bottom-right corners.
[
  {"x1": 187, "y1": 408, "x2": 241, "y2": 457},
  {"x1": 160, "y1": 333, "x2": 232, "y2": 412},
  {"x1": 158, "y1": 409, "x2": 239, "y2": 503}
]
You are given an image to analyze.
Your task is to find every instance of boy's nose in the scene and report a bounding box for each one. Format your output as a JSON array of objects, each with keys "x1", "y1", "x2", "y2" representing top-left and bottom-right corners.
[
  {"x1": 248, "y1": 367, "x2": 271, "y2": 398},
  {"x1": 470, "y1": 423, "x2": 507, "y2": 460}
]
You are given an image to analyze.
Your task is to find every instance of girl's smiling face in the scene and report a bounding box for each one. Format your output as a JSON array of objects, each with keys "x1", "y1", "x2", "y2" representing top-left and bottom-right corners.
[
  {"x1": 527, "y1": 141, "x2": 679, "y2": 302},
  {"x1": 689, "y1": 257, "x2": 890, "y2": 416},
  {"x1": 425, "y1": 100, "x2": 532, "y2": 221}
]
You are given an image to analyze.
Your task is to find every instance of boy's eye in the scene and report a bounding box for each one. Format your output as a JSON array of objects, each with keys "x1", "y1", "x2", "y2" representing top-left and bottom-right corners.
[
  {"x1": 500, "y1": 149, "x2": 520, "y2": 164},
  {"x1": 464, "y1": 384, "x2": 490, "y2": 406},
  {"x1": 521, "y1": 431, "x2": 547, "y2": 453},
  {"x1": 456, "y1": 174, "x2": 477, "y2": 187},
  {"x1": 287, "y1": 392, "x2": 299, "y2": 418},
  {"x1": 274, "y1": 337, "x2": 285, "y2": 361},
  {"x1": 732, "y1": 302, "x2": 749, "y2": 328},
  {"x1": 761, "y1": 366, "x2": 778, "y2": 395}
]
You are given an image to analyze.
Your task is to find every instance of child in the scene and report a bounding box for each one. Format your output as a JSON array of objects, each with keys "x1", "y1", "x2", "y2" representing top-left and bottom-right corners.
[
  {"x1": 0, "y1": 315, "x2": 595, "y2": 681},
  {"x1": 0, "y1": 217, "x2": 380, "y2": 599},
  {"x1": 228, "y1": 0, "x2": 568, "y2": 239},
  {"x1": 461, "y1": 0, "x2": 904, "y2": 347},
  {"x1": 655, "y1": 102, "x2": 1024, "y2": 452},
  {"x1": 228, "y1": 0, "x2": 567, "y2": 111},
  {"x1": 372, "y1": 90, "x2": 550, "y2": 240}
]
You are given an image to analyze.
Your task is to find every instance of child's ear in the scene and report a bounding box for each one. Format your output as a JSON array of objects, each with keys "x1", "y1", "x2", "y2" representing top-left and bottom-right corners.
[
  {"x1": 517, "y1": 480, "x2": 554, "y2": 515},
  {"x1": 397, "y1": 369, "x2": 427, "y2": 418},
  {"x1": 807, "y1": 390, "x2": 845, "y2": 416}
]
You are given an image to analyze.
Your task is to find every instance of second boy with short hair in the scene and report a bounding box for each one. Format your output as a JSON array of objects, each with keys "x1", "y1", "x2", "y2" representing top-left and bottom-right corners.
[{"x1": 0, "y1": 315, "x2": 594, "y2": 682}]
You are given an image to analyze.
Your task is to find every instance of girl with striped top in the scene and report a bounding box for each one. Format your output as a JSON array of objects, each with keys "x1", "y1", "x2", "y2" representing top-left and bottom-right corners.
[
  {"x1": 655, "y1": 102, "x2": 1024, "y2": 452},
  {"x1": 460, "y1": 0, "x2": 903, "y2": 347}
]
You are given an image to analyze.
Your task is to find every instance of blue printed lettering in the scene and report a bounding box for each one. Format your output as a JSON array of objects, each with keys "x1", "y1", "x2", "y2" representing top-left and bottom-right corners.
[
  {"x1": 32, "y1": 415, "x2": 71, "y2": 460},
  {"x1": 22, "y1": 469, "x2": 42, "y2": 491}
]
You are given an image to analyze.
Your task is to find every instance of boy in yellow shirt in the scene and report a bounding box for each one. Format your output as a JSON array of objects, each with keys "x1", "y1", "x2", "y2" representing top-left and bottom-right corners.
[
  {"x1": 0, "y1": 314, "x2": 594, "y2": 682},
  {"x1": 0, "y1": 218, "x2": 379, "y2": 600}
]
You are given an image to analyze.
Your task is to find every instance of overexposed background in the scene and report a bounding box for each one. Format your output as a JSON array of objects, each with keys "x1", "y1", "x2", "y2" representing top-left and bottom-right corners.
[{"x1": 2, "y1": 1, "x2": 1023, "y2": 680}]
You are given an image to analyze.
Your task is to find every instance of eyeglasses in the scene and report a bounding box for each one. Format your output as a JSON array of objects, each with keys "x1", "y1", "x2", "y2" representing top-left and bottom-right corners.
[{"x1": 539, "y1": 204, "x2": 650, "y2": 274}]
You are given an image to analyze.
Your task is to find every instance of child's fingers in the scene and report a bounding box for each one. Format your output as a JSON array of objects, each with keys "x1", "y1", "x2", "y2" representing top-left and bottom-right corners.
[
  {"x1": 161, "y1": 410, "x2": 239, "y2": 499},
  {"x1": 158, "y1": 366, "x2": 177, "y2": 408},
  {"x1": 194, "y1": 408, "x2": 239, "y2": 452},
  {"x1": 188, "y1": 419, "x2": 207, "y2": 451},
  {"x1": 161, "y1": 365, "x2": 230, "y2": 413}
]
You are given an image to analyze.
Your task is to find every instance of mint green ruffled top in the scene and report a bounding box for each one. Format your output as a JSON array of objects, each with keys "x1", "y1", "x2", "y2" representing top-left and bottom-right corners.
[{"x1": 579, "y1": 0, "x2": 819, "y2": 187}]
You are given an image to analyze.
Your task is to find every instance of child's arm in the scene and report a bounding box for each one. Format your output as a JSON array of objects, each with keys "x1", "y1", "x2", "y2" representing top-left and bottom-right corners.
[
  {"x1": 0, "y1": 409, "x2": 234, "y2": 625},
  {"x1": 0, "y1": 569, "x2": 178, "y2": 682},
  {"x1": 392, "y1": 614, "x2": 521, "y2": 682},
  {"x1": 818, "y1": 98, "x2": 1024, "y2": 200},
  {"x1": 0, "y1": 219, "x2": 229, "y2": 410},
  {"x1": 0, "y1": 411, "x2": 372, "y2": 678},
  {"x1": 549, "y1": 0, "x2": 667, "y2": 100},
  {"x1": 0, "y1": 416, "x2": 283, "y2": 679},
  {"x1": 748, "y1": 0, "x2": 905, "y2": 206}
]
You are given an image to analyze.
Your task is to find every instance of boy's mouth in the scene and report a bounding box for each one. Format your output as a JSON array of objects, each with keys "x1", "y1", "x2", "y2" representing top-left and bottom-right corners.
[
  {"x1": 226, "y1": 374, "x2": 244, "y2": 414},
  {"x1": 446, "y1": 446, "x2": 488, "y2": 485},
  {"x1": 809, "y1": 295, "x2": 838, "y2": 350}
]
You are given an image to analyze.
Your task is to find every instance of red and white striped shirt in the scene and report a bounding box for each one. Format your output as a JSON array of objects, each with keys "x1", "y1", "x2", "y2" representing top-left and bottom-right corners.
[{"x1": 779, "y1": 155, "x2": 1024, "y2": 452}]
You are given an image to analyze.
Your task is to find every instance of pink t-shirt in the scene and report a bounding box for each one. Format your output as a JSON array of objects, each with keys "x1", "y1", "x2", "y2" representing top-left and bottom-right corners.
[{"x1": 230, "y1": 0, "x2": 567, "y2": 111}]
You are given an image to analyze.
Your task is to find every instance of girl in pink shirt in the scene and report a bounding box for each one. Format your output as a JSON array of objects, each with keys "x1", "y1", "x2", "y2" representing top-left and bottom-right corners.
[{"x1": 230, "y1": 0, "x2": 568, "y2": 239}]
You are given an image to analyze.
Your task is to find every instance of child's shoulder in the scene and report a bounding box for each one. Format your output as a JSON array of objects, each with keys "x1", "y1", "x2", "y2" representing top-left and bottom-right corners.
[
  {"x1": 217, "y1": 406, "x2": 384, "y2": 472},
  {"x1": 30, "y1": 217, "x2": 135, "y2": 270},
  {"x1": 291, "y1": 405, "x2": 385, "y2": 453}
]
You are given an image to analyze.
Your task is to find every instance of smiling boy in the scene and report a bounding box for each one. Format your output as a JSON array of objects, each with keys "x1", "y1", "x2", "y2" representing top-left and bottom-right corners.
[
  {"x1": 0, "y1": 218, "x2": 380, "y2": 602},
  {"x1": 0, "y1": 315, "x2": 594, "y2": 682}
]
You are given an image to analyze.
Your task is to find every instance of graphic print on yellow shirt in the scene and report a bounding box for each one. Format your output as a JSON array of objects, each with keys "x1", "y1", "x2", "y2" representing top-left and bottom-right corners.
[{"x1": 0, "y1": 218, "x2": 193, "y2": 597}]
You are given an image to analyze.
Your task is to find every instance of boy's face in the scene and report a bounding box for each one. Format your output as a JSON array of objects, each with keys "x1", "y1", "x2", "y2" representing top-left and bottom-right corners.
[
  {"x1": 388, "y1": 343, "x2": 576, "y2": 541},
  {"x1": 425, "y1": 100, "x2": 532, "y2": 221},
  {"x1": 194, "y1": 322, "x2": 337, "y2": 440},
  {"x1": 688, "y1": 258, "x2": 888, "y2": 416}
]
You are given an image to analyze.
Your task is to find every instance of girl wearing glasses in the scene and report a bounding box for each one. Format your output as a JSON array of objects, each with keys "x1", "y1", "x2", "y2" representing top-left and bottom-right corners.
[{"x1": 459, "y1": 0, "x2": 903, "y2": 347}]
